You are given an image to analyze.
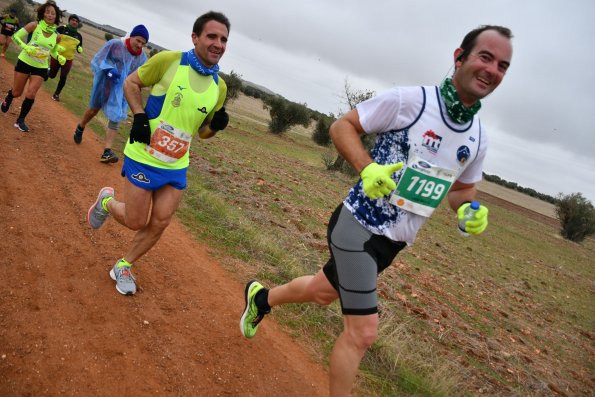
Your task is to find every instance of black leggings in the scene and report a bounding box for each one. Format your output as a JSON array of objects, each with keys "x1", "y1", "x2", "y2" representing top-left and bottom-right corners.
[{"x1": 48, "y1": 58, "x2": 73, "y2": 95}]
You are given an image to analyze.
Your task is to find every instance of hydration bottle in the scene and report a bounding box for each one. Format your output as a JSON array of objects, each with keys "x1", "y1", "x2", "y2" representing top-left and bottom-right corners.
[{"x1": 458, "y1": 201, "x2": 480, "y2": 236}]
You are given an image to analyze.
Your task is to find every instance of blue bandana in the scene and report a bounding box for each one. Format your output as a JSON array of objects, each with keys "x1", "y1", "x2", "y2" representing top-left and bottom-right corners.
[{"x1": 186, "y1": 49, "x2": 219, "y2": 83}]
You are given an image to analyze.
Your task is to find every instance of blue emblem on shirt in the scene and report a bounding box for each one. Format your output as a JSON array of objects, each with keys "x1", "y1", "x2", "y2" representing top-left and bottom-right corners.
[{"x1": 457, "y1": 145, "x2": 471, "y2": 164}]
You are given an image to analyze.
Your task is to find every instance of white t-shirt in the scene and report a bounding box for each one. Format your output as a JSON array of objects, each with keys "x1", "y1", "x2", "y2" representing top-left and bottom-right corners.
[{"x1": 343, "y1": 85, "x2": 488, "y2": 244}]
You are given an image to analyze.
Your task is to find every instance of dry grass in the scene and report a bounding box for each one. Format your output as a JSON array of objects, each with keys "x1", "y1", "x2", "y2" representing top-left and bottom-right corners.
[{"x1": 477, "y1": 180, "x2": 556, "y2": 218}]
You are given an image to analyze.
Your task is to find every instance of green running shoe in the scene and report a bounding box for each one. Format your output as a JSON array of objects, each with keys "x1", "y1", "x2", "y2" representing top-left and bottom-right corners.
[{"x1": 240, "y1": 280, "x2": 268, "y2": 338}]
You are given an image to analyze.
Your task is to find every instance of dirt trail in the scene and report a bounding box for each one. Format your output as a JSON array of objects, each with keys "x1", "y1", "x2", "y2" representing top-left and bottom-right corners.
[{"x1": 0, "y1": 59, "x2": 329, "y2": 396}]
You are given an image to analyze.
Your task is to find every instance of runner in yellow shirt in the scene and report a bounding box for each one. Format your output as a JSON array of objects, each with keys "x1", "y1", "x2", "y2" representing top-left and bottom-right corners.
[
  {"x1": 87, "y1": 11, "x2": 231, "y2": 296},
  {"x1": 1, "y1": 1, "x2": 65, "y2": 132},
  {"x1": 0, "y1": 8, "x2": 20, "y2": 57}
]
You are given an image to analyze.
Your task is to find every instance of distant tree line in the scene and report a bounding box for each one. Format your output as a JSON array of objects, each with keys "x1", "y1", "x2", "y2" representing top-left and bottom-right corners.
[
  {"x1": 482, "y1": 173, "x2": 557, "y2": 204},
  {"x1": 483, "y1": 173, "x2": 594, "y2": 242},
  {"x1": 242, "y1": 84, "x2": 270, "y2": 101}
]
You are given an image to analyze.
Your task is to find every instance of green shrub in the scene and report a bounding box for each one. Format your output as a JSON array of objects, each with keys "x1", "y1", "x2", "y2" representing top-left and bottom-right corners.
[
  {"x1": 264, "y1": 96, "x2": 311, "y2": 134},
  {"x1": 219, "y1": 70, "x2": 242, "y2": 105},
  {"x1": 312, "y1": 116, "x2": 334, "y2": 146},
  {"x1": 555, "y1": 192, "x2": 595, "y2": 242}
]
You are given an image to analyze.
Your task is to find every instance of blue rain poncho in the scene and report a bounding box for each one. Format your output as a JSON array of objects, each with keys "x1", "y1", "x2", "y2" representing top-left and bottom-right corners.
[{"x1": 88, "y1": 38, "x2": 147, "y2": 122}]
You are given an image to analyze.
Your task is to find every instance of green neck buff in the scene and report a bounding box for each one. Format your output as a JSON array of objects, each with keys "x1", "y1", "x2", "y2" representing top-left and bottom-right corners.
[
  {"x1": 66, "y1": 23, "x2": 78, "y2": 33},
  {"x1": 439, "y1": 78, "x2": 481, "y2": 124},
  {"x1": 38, "y1": 19, "x2": 57, "y2": 33}
]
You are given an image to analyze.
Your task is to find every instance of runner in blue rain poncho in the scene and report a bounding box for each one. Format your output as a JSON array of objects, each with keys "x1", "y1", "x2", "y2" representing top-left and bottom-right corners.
[{"x1": 72, "y1": 24, "x2": 148, "y2": 163}]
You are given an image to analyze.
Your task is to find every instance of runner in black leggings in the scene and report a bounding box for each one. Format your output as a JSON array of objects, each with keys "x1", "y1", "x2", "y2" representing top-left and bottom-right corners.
[{"x1": 48, "y1": 13, "x2": 83, "y2": 101}]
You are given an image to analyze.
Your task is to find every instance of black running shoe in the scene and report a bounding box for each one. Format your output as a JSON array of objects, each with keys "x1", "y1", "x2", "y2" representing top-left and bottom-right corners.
[
  {"x1": 100, "y1": 149, "x2": 119, "y2": 163},
  {"x1": 14, "y1": 118, "x2": 29, "y2": 132},
  {"x1": 73, "y1": 125, "x2": 84, "y2": 144},
  {"x1": 1, "y1": 95, "x2": 12, "y2": 113}
]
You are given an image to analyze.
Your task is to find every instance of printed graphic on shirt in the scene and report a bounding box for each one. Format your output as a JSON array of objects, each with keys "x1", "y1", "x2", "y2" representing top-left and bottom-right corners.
[
  {"x1": 346, "y1": 131, "x2": 410, "y2": 230},
  {"x1": 422, "y1": 130, "x2": 442, "y2": 154},
  {"x1": 171, "y1": 92, "x2": 182, "y2": 107}
]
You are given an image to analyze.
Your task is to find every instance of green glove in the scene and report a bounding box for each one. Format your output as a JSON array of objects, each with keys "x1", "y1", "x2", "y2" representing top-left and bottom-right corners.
[
  {"x1": 360, "y1": 162, "x2": 403, "y2": 199},
  {"x1": 24, "y1": 44, "x2": 39, "y2": 56},
  {"x1": 77, "y1": 45, "x2": 83, "y2": 54},
  {"x1": 457, "y1": 202, "x2": 489, "y2": 235},
  {"x1": 57, "y1": 54, "x2": 66, "y2": 65},
  {"x1": 50, "y1": 44, "x2": 65, "y2": 59}
]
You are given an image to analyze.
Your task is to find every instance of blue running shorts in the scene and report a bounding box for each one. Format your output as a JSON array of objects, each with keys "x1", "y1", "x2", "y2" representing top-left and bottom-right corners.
[{"x1": 122, "y1": 156, "x2": 187, "y2": 190}]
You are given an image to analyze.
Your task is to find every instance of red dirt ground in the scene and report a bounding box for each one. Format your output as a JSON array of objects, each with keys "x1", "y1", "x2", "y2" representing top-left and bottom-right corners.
[{"x1": 0, "y1": 58, "x2": 329, "y2": 395}]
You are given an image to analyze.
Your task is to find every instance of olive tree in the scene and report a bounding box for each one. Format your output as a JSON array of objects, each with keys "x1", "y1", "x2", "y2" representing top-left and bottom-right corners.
[
  {"x1": 263, "y1": 96, "x2": 311, "y2": 134},
  {"x1": 555, "y1": 192, "x2": 595, "y2": 242}
]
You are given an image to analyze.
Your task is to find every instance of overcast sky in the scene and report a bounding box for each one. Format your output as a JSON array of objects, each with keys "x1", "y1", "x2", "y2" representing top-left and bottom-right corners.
[{"x1": 56, "y1": 0, "x2": 595, "y2": 202}]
